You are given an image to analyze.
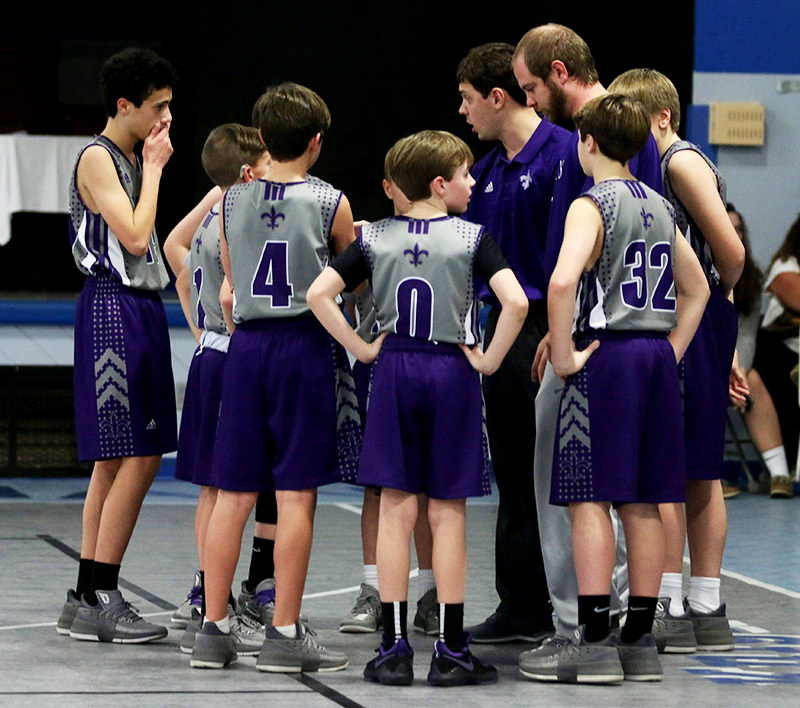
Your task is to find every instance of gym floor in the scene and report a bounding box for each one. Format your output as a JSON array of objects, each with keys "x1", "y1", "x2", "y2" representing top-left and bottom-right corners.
[{"x1": 1, "y1": 480, "x2": 798, "y2": 707}]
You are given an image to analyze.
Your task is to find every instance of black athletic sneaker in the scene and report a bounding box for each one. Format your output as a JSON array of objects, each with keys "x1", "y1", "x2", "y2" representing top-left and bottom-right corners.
[
  {"x1": 364, "y1": 638, "x2": 414, "y2": 685},
  {"x1": 427, "y1": 633, "x2": 498, "y2": 687},
  {"x1": 465, "y1": 611, "x2": 553, "y2": 644}
]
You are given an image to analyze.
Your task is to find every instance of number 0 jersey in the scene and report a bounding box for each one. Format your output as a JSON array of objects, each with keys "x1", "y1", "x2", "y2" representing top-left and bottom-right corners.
[
  {"x1": 185, "y1": 206, "x2": 228, "y2": 335},
  {"x1": 222, "y1": 176, "x2": 342, "y2": 323},
  {"x1": 332, "y1": 215, "x2": 508, "y2": 345},
  {"x1": 68, "y1": 135, "x2": 169, "y2": 291},
  {"x1": 575, "y1": 179, "x2": 678, "y2": 334}
]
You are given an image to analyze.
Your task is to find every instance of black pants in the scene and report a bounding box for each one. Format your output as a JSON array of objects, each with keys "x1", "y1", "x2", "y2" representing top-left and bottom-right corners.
[
  {"x1": 753, "y1": 328, "x2": 799, "y2": 470},
  {"x1": 483, "y1": 303, "x2": 552, "y2": 621}
]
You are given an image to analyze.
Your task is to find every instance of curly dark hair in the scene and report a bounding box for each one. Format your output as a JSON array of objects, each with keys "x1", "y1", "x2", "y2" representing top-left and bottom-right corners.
[
  {"x1": 728, "y1": 203, "x2": 764, "y2": 315},
  {"x1": 100, "y1": 47, "x2": 177, "y2": 117}
]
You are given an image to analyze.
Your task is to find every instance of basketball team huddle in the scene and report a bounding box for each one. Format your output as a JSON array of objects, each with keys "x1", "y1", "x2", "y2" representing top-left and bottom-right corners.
[{"x1": 60, "y1": 22, "x2": 744, "y2": 689}]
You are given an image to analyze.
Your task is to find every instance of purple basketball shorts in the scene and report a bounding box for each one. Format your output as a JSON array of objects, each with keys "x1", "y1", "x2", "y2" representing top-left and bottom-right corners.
[
  {"x1": 682, "y1": 287, "x2": 738, "y2": 480},
  {"x1": 73, "y1": 274, "x2": 177, "y2": 461},
  {"x1": 210, "y1": 317, "x2": 340, "y2": 492},
  {"x1": 551, "y1": 331, "x2": 686, "y2": 506},
  {"x1": 175, "y1": 331, "x2": 229, "y2": 486},
  {"x1": 357, "y1": 335, "x2": 491, "y2": 500}
]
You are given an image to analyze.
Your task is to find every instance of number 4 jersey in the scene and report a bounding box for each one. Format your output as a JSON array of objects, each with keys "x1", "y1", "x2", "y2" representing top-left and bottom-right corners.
[
  {"x1": 222, "y1": 176, "x2": 342, "y2": 323},
  {"x1": 332, "y1": 215, "x2": 509, "y2": 345},
  {"x1": 574, "y1": 179, "x2": 678, "y2": 334}
]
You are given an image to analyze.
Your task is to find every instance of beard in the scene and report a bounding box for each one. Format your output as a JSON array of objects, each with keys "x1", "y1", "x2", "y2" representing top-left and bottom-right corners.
[{"x1": 543, "y1": 79, "x2": 572, "y2": 126}]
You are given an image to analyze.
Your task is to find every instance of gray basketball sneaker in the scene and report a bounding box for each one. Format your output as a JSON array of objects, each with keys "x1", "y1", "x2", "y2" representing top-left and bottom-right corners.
[
  {"x1": 413, "y1": 587, "x2": 440, "y2": 635},
  {"x1": 339, "y1": 584, "x2": 382, "y2": 633},
  {"x1": 652, "y1": 598, "x2": 697, "y2": 654},
  {"x1": 688, "y1": 602, "x2": 735, "y2": 651},
  {"x1": 171, "y1": 570, "x2": 202, "y2": 628},
  {"x1": 56, "y1": 590, "x2": 81, "y2": 635},
  {"x1": 257, "y1": 622, "x2": 348, "y2": 673},
  {"x1": 237, "y1": 578, "x2": 275, "y2": 625},
  {"x1": 180, "y1": 603, "x2": 237, "y2": 654},
  {"x1": 518, "y1": 626, "x2": 624, "y2": 684},
  {"x1": 190, "y1": 622, "x2": 237, "y2": 669},
  {"x1": 617, "y1": 633, "x2": 663, "y2": 681},
  {"x1": 231, "y1": 609, "x2": 267, "y2": 655},
  {"x1": 69, "y1": 589, "x2": 168, "y2": 643}
]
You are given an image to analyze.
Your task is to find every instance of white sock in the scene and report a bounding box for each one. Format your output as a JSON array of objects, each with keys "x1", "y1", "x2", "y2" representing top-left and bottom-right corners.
[
  {"x1": 363, "y1": 565, "x2": 378, "y2": 589},
  {"x1": 658, "y1": 572, "x2": 684, "y2": 616},
  {"x1": 687, "y1": 576, "x2": 721, "y2": 614},
  {"x1": 208, "y1": 616, "x2": 230, "y2": 634},
  {"x1": 763, "y1": 446, "x2": 790, "y2": 479},
  {"x1": 418, "y1": 569, "x2": 436, "y2": 600},
  {"x1": 274, "y1": 623, "x2": 298, "y2": 638}
]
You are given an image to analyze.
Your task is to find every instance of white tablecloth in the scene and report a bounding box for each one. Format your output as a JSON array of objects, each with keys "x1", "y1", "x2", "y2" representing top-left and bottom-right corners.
[{"x1": 0, "y1": 133, "x2": 91, "y2": 245}]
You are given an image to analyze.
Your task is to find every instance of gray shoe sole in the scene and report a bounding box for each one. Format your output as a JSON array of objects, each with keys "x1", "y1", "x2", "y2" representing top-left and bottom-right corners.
[
  {"x1": 57, "y1": 602, "x2": 79, "y2": 636},
  {"x1": 519, "y1": 661, "x2": 624, "y2": 684}
]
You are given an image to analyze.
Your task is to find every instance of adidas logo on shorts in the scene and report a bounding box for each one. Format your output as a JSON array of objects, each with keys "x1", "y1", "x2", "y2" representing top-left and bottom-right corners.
[{"x1": 146, "y1": 419, "x2": 157, "y2": 431}]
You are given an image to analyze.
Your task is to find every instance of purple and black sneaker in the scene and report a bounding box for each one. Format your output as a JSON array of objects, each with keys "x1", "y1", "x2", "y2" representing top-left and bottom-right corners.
[
  {"x1": 364, "y1": 638, "x2": 414, "y2": 686},
  {"x1": 428, "y1": 633, "x2": 498, "y2": 687}
]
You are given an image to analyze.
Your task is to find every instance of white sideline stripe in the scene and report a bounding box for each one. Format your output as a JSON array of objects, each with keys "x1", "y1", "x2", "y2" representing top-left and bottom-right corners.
[
  {"x1": 683, "y1": 555, "x2": 800, "y2": 600},
  {"x1": 0, "y1": 569, "x2": 423, "y2": 632},
  {"x1": 730, "y1": 619, "x2": 770, "y2": 634},
  {"x1": 332, "y1": 502, "x2": 363, "y2": 516}
]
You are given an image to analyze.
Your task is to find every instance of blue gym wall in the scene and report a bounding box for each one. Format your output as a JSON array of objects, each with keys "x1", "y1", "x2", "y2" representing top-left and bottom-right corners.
[{"x1": 690, "y1": 1, "x2": 800, "y2": 267}]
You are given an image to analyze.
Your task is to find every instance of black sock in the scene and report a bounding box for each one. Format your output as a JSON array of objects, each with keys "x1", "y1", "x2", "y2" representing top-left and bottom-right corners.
[
  {"x1": 247, "y1": 537, "x2": 275, "y2": 591},
  {"x1": 442, "y1": 603, "x2": 465, "y2": 652},
  {"x1": 76, "y1": 558, "x2": 93, "y2": 597},
  {"x1": 578, "y1": 594, "x2": 610, "y2": 643},
  {"x1": 621, "y1": 596, "x2": 658, "y2": 644},
  {"x1": 380, "y1": 601, "x2": 408, "y2": 649},
  {"x1": 89, "y1": 561, "x2": 121, "y2": 603}
]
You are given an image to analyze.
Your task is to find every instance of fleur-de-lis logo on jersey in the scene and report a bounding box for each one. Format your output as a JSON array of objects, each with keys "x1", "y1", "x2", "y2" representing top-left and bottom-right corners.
[
  {"x1": 519, "y1": 171, "x2": 532, "y2": 190},
  {"x1": 261, "y1": 206, "x2": 286, "y2": 229},
  {"x1": 403, "y1": 243, "x2": 429, "y2": 267},
  {"x1": 640, "y1": 206, "x2": 654, "y2": 229},
  {"x1": 195, "y1": 234, "x2": 203, "y2": 253}
]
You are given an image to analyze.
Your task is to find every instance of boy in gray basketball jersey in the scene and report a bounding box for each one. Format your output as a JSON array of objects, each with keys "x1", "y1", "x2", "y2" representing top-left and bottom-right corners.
[
  {"x1": 609, "y1": 69, "x2": 746, "y2": 653},
  {"x1": 308, "y1": 130, "x2": 528, "y2": 686},
  {"x1": 61, "y1": 47, "x2": 177, "y2": 644},
  {"x1": 520, "y1": 95, "x2": 709, "y2": 684},
  {"x1": 163, "y1": 124, "x2": 277, "y2": 654},
  {"x1": 192, "y1": 83, "x2": 358, "y2": 672}
]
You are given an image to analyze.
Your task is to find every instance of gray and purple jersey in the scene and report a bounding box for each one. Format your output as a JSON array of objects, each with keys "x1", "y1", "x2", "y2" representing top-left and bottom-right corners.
[
  {"x1": 68, "y1": 135, "x2": 169, "y2": 291},
  {"x1": 359, "y1": 216, "x2": 485, "y2": 345},
  {"x1": 222, "y1": 176, "x2": 342, "y2": 323},
  {"x1": 662, "y1": 140, "x2": 725, "y2": 287},
  {"x1": 574, "y1": 179, "x2": 678, "y2": 334},
  {"x1": 185, "y1": 207, "x2": 227, "y2": 335}
]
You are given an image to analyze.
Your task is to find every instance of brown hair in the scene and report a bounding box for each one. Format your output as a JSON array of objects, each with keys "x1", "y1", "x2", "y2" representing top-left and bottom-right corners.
[
  {"x1": 384, "y1": 131, "x2": 473, "y2": 202},
  {"x1": 608, "y1": 68, "x2": 681, "y2": 132},
  {"x1": 771, "y1": 212, "x2": 800, "y2": 270},
  {"x1": 573, "y1": 93, "x2": 650, "y2": 164},
  {"x1": 513, "y1": 24, "x2": 598, "y2": 85},
  {"x1": 251, "y1": 82, "x2": 331, "y2": 161},
  {"x1": 727, "y1": 203, "x2": 764, "y2": 315},
  {"x1": 201, "y1": 124, "x2": 266, "y2": 188}
]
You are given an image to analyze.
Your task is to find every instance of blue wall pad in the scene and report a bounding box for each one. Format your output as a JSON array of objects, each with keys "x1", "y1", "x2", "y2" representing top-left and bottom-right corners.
[
  {"x1": 696, "y1": 1, "x2": 800, "y2": 74},
  {"x1": 0, "y1": 299, "x2": 188, "y2": 327}
]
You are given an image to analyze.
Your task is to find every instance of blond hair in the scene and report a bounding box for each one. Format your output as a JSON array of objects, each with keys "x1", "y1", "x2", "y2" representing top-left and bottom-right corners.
[
  {"x1": 384, "y1": 131, "x2": 473, "y2": 202},
  {"x1": 608, "y1": 68, "x2": 681, "y2": 132}
]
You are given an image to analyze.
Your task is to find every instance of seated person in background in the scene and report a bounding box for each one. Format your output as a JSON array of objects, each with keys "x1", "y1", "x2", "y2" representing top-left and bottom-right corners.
[
  {"x1": 728, "y1": 204, "x2": 793, "y2": 499},
  {"x1": 751, "y1": 212, "x2": 800, "y2": 491}
]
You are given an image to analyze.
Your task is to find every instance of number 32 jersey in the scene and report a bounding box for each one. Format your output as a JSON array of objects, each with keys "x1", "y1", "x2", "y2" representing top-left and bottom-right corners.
[
  {"x1": 332, "y1": 215, "x2": 508, "y2": 345},
  {"x1": 575, "y1": 179, "x2": 678, "y2": 334},
  {"x1": 222, "y1": 176, "x2": 342, "y2": 323}
]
